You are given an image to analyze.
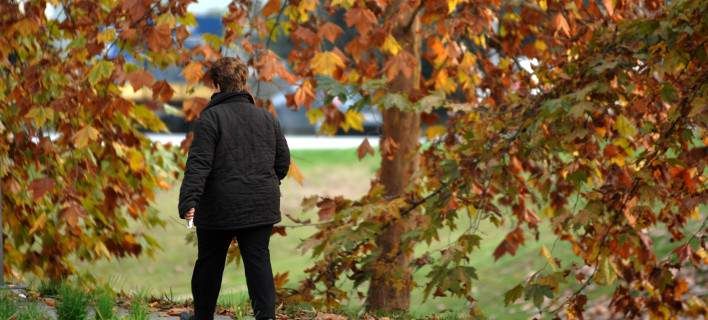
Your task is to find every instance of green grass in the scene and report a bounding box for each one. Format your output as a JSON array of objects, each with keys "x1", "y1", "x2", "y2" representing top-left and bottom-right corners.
[
  {"x1": 93, "y1": 286, "x2": 116, "y2": 320},
  {"x1": 0, "y1": 293, "x2": 18, "y2": 320},
  {"x1": 73, "y1": 148, "x2": 702, "y2": 319},
  {"x1": 57, "y1": 283, "x2": 90, "y2": 320}
]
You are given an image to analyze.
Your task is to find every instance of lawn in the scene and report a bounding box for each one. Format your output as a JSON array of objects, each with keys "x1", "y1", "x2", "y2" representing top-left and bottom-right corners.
[{"x1": 73, "y1": 148, "x2": 701, "y2": 319}]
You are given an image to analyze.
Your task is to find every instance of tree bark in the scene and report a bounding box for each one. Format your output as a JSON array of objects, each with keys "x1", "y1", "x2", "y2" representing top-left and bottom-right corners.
[{"x1": 366, "y1": 1, "x2": 421, "y2": 311}]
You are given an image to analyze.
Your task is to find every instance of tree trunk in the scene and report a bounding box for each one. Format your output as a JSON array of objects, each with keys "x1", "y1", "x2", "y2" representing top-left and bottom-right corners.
[{"x1": 366, "y1": 2, "x2": 421, "y2": 311}]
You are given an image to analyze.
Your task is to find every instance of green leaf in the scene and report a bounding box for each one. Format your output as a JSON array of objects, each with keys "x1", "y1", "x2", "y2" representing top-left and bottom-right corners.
[
  {"x1": 504, "y1": 284, "x2": 524, "y2": 306},
  {"x1": 615, "y1": 115, "x2": 637, "y2": 138},
  {"x1": 525, "y1": 284, "x2": 553, "y2": 308},
  {"x1": 88, "y1": 60, "x2": 114, "y2": 86},
  {"x1": 660, "y1": 83, "x2": 678, "y2": 103}
]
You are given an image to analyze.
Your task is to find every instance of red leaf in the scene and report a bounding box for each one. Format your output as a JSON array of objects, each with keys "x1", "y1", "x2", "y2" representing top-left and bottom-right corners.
[
  {"x1": 344, "y1": 7, "x2": 377, "y2": 35},
  {"x1": 126, "y1": 69, "x2": 155, "y2": 91},
  {"x1": 356, "y1": 138, "x2": 375, "y2": 160},
  {"x1": 29, "y1": 178, "x2": 55, "y2": 200},
  {"x1": 319, "y1": 22, "x2": 343, "y2": 43},
  {"x1": 493, "y1": 227, "x2": 525, "y2": 260},
  {"x1": 152, "y1": 80, "x2": 174, "y2": 102}
]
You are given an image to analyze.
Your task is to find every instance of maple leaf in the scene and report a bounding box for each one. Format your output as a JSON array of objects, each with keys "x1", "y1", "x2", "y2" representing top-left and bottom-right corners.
[
  {"x1": 310, "y1": 51, "x2": 345, "y2": 77},
  {"x1": 151, "y1": 80, "x2": 174, "y2": 102},
  {"x1": 147, "y1": 23, "x2": 172, "y2": 52},
  {"x1": 553, "y1": 13, "x2": 571, "y2": 37},
  {"x1": 262, "y1": 0, "x2": 281, "y2": 17},
  {"x1": 288, "y1": 160, "x2": 304, "y2": 185},
  {"x1": 319, "y1": 22, "x2": 343, "y2": 43},
  {"x1": 182, "y1": 97, "x2": 209, "y2": 122},
  {"x1": 384, "y1": 51, "x2": 416, "y2": 80},
  {"x1": 29, "y1": 178, "x2": 55, "y2": 200},
  {"x1": 381, "y1": 34, "x2": 402, "y2": 55},
  {"x1": 73, "y1": 125, "x2": 100, "y2": 148},
  {"x1": 183, "y1": 61, "x2": 204, "y2": 84},
  {"x1": 126, "y1": 69, "x2": 155, "y2": 91},
  {"x1": 345, "y1": 7, "x2": 376, "y2": 35},
  {"x1": 357, "y1": 137, "x2": 375, "y2": 159},
  {"x1": 294, "y1": 80, "x2": 315, "y2": 108}
]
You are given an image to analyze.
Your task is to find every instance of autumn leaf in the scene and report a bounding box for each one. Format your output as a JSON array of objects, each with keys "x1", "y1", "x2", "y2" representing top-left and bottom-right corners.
[
  {"x1": 342, "y1": 110, "x2": 364, "y2": 132},
  {"x1": 29, "y1": 178, "x2": 55, "y2": 200},
  {"x1": 126, "y1": 69, "x2": 155, "y2": 91},
  {"x1": 381, "y1": 34, "x2": 402, "y2": 55},
  {"x1": 357, "y1": 137, "x2": 375, "y2": 159},
  {"x1": 183, "y1": 61, "x2": 204, "y2": 84},
  {"x1": 425, "y1": 125, "x2": 446, "y2": 139},
  {"x1": 540, "y1": 245, "x2": 559, "y2": 271},
  {"x1": 147, "y1": 23, "x2": 172, "y2": 52},
  {"x1": 310, "y1": 51, "x2": 345, "y2": 77},
  {"x1": 88, "y1": 60, "x2": 114, "y2": 86},
  {"x1": 344, "y1": 7, "x2": 376, "y2": 35},
  {"x1": 288, "y1": 159, "x2": 304, "y2": 185},
  {"x1": 73, "y1": 125, "x2": 100, "y2": 148},
  {"x1": 294, "y1": 80, "x2": 315, "y2": 108},
  {"x1": 319, "y1": 22, "x2": 343, "y2": 43},
  {"x1": 553, "y1": 13, "x2": 571, "y2": 37},
  {"x1": 384, "y1": 51, "x2": 416, "y2": 81},
  {"x1": 262, "y1": 0, "x2": 281, "y2": 17},
  {"x1": 152, "y1": 80, "x2": 174, "y2": 102},
  {"x1": 182, "y1": 97, "x2": 209, "y2": 122},
  {"x1": 128, "y1": 148, "x2": 145, "y2": 172}
]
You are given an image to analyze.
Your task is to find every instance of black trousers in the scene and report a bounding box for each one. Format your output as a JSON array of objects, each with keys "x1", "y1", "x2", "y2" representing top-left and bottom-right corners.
[{"x1": 192, "y1": 224, "x2": 275, "y2": 320}]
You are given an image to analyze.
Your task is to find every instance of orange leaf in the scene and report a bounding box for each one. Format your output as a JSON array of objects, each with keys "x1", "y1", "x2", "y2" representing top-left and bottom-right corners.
[
  {"x1": 147, "y1": 23, "x2": 172, "y2": 52},
  {"x1": 288, "y1": 159, "x2": 304, "y2": 185},
  {"x1": 126, "y1": 69, "x2": 155, "y2": 91},
  {"x1": 344, "y1": 7, "x2": 376, "y2": 35},
  {"x1": 262, "y1": 0, "x2": 281, "y2": 17},
  {"x1": 183, "y1": 62, "x2": 204, "y2": 84},
  {"x1": 152, "y1": 80, "x2": 174, "y2": 102},
  {"x1": 356, "y1": 137, "x2": 375, "y2": 160},
  {"x1": 183, "y1": 97, "x2": 209, "y2": 121},
  {"x1": 552, "y1": 13, "x2": 571, "y2": 37},
  {"x1": 319, "y1": 22, "x2": 343, "y2": 43},
  {"x1": 294, "y1": 80, "x2": 315, "y2": 108},
  {"x1": 602, "y1": 0, "x2": 614, "y2": 16},
  {"x1": 29, "y1": 178, "x2": 55, "y2": 200}
]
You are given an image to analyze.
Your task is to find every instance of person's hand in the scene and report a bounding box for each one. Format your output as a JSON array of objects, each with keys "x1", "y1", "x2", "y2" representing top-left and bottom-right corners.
[{"x1": 185, "y1": 208, "x2": 195, "y2": 220}]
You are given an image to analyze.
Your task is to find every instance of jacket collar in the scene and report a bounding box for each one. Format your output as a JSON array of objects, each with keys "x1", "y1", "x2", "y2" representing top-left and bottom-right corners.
[{"x1": 204, "y1": 90, "x2": 255, "y2": 110}]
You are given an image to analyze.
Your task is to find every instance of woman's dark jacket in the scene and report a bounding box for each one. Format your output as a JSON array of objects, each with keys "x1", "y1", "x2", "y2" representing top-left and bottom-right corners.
[{"x1": 178, "y1": 91, "x2": 290, "y2": 229}]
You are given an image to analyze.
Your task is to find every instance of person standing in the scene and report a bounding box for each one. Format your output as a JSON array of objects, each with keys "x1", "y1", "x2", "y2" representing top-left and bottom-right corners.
[{"x1": 178, "y1": 57, "x2": 290, "y2": 320}]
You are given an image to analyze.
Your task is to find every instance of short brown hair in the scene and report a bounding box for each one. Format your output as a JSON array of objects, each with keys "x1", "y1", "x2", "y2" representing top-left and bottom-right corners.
[{"x1": 207, "y1": 57, "x2": 248, "y2": 92}]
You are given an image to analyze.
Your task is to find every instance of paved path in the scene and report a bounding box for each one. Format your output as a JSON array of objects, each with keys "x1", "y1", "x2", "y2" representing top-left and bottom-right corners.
[{"x1": 147, "y1": 133, "x2": 380, "y2": 150}]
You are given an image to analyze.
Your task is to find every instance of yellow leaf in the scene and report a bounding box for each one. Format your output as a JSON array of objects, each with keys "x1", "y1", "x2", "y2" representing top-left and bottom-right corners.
[
  {"x1": 381, "y1": 34, "x2": 401, "y2": 55},
  {"x1": 288, "y1": 160, "x2": 304, "y2": 185},
  {"x1": 29, "y1": 213, "x2": 47, "y2": 235},
  {"x1": 540, "y1": 245, "x2": 559, "y2": 271},
  {"x1": 97, "y1": 28, "x2": 116, "y2": 43},
  {"x1": 94, "y1": 242, "x2": 111, "y2": 259},
  {"x1": 434, "y1": 70, "x2": 456, "y2": 93},
  {"x1": 426, "y1": 125, "x2": 446, "y2": 139},
  {"x1": 128, "y1": 149, "x2": 145, "y2": 172},
  {"x1": 534, "y1": 40, "x2": 547, "y2": 52},
  {"x1": 615, "y1": 115, "x2": 637, "y2": 139},
  {"x1": 343, "y1": 110, "x2": 364, "y2": 132},
  {"x1": 73, "y1": 125, "x2": 99, "y2": 148},
  {"x1": 311, "y1": 51, "x2": 345, "y2": 77},
  {"x1": 331, "y1": 0, "x2": 355, "y2": 8},
  {"x1": 538, "y1": 0, "x2": 547, "y2": 11},
  {"x1": 306, "y1": 108, "x2": 323, "y2": 124}
]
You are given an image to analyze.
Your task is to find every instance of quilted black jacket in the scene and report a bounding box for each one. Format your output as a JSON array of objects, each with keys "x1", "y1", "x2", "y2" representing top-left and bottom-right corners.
[{"x1": 177, "y1": 91, "x2": 290, "y2": 229}]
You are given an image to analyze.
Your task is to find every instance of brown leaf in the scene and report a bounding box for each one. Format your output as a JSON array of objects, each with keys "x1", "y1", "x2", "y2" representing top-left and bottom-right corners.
[
  {"x1": 357, "y1": 138, "x2": 375, "y2": 160},
  {"x1": 319, "y1": 22, "x2": 343, "y2": 43},
  {"x1": 294, "y1": 80, "x2": 315, "y2": 108},
  {"x1": 29, "y1": 178, "x2": 55, "y2": 200},
  {"x1": 380, "y1": 136, "x2": 399, "y2": 160},
  {"x1": 182, "y1": 97, "x2": 209, "y2": 122},
  {"x1": 147, "y1": 24, "x2": 172, "y2": 52},
  {"x1": 183, "y1": 62, "x2": 204, "y2": 84},
  {"x1": 273, "y1": 271, "x2": 289, "y2": 289},
  {"x1": 344, "y1": 7, "x2": 377, "y2": 35},
  {"x1": 152, "y1": 80, "x2": 174, "y2": 102},
  {"x1": 316, "y1": 198, "x2": 337, "y2": 221},
  {"x1": 126, "y1": 69, "x2": 155, "y2": 91},
  {"x1": 262, "y1": 0, "x2": 281, "y2": 16},
  {"x1": 61, "y1": 201, "x2": 86, "y2": 228},
  {"x1": 552, "y1": 13, "x2": 571, "y2": 37},
  {"x1": 493, "y1": 227, "x2": 524, "y2": 260}
]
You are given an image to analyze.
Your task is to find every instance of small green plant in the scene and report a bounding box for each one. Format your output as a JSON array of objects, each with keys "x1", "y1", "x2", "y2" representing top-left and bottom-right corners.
[
  {"x1": 0, "y1": 293, "x2": 18, "y2": 320},
  {"x1": 217, "y1": 293, "x2": 250, "y2": 319},
  {"x1": 125, "y1": 292, "x2": 150, "y2": 320},
  {"x1": 17, "y1": 303, "x2": 49, "y2": 320},
  {"x1": 92, "y1": 286, "x2": 115, "y2": 320},
  {"x1": 37, "y1": 280, "x2": 61, "y2": 297},
  {"x1": 57, "y1": 283, "x2": 89, "y2": 320}
]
